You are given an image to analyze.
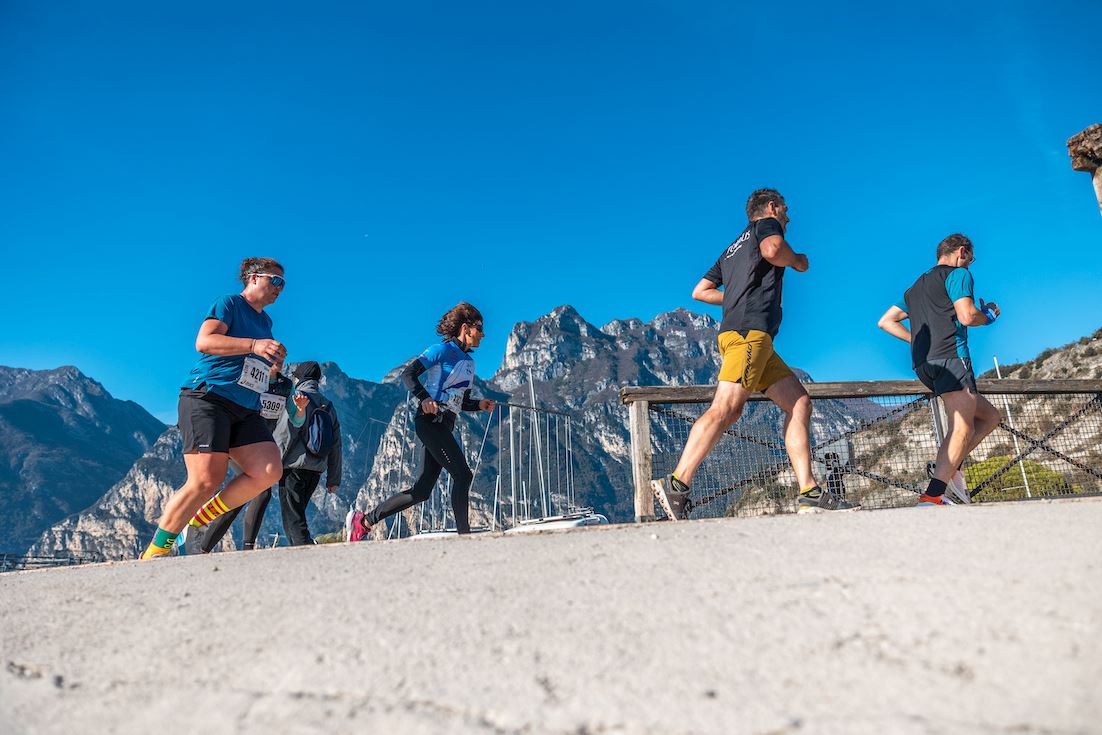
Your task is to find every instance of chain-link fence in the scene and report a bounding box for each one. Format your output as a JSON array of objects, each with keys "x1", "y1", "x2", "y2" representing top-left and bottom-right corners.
[{"x1": 622, "y1": 380, "x2": 1102, "y2": 520}]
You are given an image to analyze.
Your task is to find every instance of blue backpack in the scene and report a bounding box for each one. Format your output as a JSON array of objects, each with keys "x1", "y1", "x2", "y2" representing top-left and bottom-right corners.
[{"x1": 304, "y1": 399, "x2": 337, "y2": 457}]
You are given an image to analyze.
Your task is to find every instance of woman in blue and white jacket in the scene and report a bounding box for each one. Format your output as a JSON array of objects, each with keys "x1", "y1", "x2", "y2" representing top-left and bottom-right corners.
[{"x1": 347, "y1": 303, "x2": 495, "y2": 539}]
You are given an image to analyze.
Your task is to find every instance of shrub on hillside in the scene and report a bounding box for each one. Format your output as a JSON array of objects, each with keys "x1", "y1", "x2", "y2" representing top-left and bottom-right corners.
[
  {"x1": 965, "y1": 456, "x2": 1077, "y2": 501},
  {"x1": 980, "y1": 362, "x2": 1022, "y2": 379}
]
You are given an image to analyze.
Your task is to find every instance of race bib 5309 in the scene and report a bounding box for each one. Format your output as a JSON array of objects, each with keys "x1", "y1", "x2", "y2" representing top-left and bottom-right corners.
[
  {"x1": 259, "y1": 393, "x2": 286, "y2": 419},
  {"x1": 237, "y1": 356, "x2": 271, "y2": 394}
]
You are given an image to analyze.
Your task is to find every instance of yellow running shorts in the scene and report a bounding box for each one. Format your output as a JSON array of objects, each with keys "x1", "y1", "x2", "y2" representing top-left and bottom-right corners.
[{"x1": 717, "y1": 329, "x2": 794, "y2": 393}]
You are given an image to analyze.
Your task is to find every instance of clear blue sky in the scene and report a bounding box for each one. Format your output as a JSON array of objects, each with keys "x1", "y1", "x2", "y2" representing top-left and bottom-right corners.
[{"x1": 3, "y1": 0, "x2": 1100, "y2": 422}]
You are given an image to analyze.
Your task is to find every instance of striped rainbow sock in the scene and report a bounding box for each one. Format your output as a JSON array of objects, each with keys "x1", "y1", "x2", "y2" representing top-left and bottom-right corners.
[{"x1": 189, "y1": 493, "x2": 231, "y2": 528}]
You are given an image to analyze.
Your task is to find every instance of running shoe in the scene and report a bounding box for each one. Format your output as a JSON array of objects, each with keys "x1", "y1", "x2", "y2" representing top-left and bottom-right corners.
[
  {"x1": 652, "y1": 476, "x2": 692, "y2": 521},
  {"x1": 927, "y1": 461, "x2": 971, "y2": 504},
  {"x1": 946, "y1": 472, "x2": 970, "y2": 504},
  {"x1": 797, "y1": 486, "x2": 861, "y2": 513},
  {"x1": 916, "y1": 493, "x2": 952, "y2": 507},
  {"x1": 176, "y1": 524, "x2": 189, "y2": 556},
  {"x1": 345, "y1": 509, "x2": 370, "y2": 542}
]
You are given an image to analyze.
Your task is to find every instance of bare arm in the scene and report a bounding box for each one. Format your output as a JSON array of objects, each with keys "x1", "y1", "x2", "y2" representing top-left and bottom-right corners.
[
  {"x1": 759, "y1": 235, "x2": 809, "y2": 272},
  {"x1": 195, "y1": 319, "x2": 285, "y2": 364},
  {"x1": 953, "y1": 297, "x2": 998, "y2": 327},
  {"x1": 692, "y1": 277, "x2": 724, "y2": 305},
  {"x1": 877, "y1": 305, "x2": 911, "y2": 343}
]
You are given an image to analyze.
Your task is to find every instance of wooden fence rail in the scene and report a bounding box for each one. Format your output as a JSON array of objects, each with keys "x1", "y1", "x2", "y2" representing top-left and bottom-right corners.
[{"x1": 621, "y1": 379, "x2": 1102, "y2": 405}]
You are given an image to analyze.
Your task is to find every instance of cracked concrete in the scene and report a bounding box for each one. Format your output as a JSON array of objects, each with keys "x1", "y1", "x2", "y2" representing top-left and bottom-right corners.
[{"x1": 1, "y1": 499, "x2": 1100, "y2": 734}]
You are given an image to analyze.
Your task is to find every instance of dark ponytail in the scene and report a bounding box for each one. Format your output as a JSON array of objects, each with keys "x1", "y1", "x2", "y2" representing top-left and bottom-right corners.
[{"x1": 436, "y1": 302, "x2": 483, "y2": 339}]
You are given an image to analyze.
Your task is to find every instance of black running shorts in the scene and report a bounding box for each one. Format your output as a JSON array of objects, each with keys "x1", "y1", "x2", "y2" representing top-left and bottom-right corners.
[
  {"x1": 177, "y1": 387, "x2": 274, "y2": 454},
  {"x1": 914, "y1": 358, "x2": 977, "y2": 397}
]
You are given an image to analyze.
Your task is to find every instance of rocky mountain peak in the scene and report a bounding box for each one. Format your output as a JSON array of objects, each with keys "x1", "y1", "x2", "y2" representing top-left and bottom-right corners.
[
  {"x1": 0, "y1": 365, "x2": 166, "y2": 554},
  {"x1": 599, "y1": 317, "x2": 644, "y2": 336},
  {"x1": 502, "y1": 305, "x2": 596, "y2": 364},
  {"x1": 652, "y1": 307, "x2": 717, "y2": 333},
  {"x1": 491, "y1": 305, "x2": 727, "y2": 408},
  {"x1": 0, "y1": 365, "x2": 106, "y2": 416},
  {"x1": 381, "y1": 360, "x2": 410, "y2": 386}
]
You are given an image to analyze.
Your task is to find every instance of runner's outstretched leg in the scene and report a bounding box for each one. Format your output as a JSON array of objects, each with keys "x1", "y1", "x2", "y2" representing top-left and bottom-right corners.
[
  {"x1": 242, "y1": 487, "x2": 273, "y2": 549},
  {"x1": 672, "y1": 381, "x2": 749, "y2": 486},
  {"x1": 365, "y1": 447, "x2": 443, "y2": 528}
]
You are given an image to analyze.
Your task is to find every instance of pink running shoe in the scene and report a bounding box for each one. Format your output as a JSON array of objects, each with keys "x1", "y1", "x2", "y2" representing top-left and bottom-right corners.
[{"x1": 345, "y1": 509, "x2": 369, "y2": 542}]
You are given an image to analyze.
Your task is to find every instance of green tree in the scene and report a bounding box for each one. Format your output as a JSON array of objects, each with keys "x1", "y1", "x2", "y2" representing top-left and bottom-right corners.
[{"x1": 965, "y1": 456, "x2": 1077, "y2": 501}]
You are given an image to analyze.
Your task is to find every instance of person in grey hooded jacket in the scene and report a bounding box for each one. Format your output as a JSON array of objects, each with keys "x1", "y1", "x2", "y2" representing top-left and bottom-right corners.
[{"x1": 273, "y1": 361, "x2": 342, "y2": 545}]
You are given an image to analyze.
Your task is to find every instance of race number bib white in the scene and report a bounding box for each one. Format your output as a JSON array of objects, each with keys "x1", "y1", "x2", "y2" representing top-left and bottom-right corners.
[
  {"x1": 445, "y1": 391, "x2": 465, "y2": 414},
  {"x1": 259, "y1": 393, "x2": 286, "y2": 420},
  {"x1": 237, "y1": 356, "x2": 271, "y2": 394}
]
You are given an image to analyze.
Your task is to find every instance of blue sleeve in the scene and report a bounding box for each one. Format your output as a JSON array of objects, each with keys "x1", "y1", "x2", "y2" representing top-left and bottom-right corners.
[
  {"x1": 417, "y1": 342, "x2": 446, "y2": 368},
  {"x1": 945, "y1": 268, "x2": 974, "y2": 303},
  {"x1": 893, "y1": 296, "x2": 908, "y2": 313},
  {"x1": 205, "y1": 295, "x2": 236, "y2": 329}
]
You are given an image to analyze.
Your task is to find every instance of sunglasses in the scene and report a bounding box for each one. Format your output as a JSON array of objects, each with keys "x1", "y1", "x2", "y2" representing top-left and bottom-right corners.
[{"x1": 254, "y1": 273, "x2": 286, "y2": 288}]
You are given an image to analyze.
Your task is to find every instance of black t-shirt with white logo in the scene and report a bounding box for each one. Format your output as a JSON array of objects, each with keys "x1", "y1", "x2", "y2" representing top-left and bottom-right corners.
[{"x1": 703, "y1": 217, "x2": 786, "y2": 336}]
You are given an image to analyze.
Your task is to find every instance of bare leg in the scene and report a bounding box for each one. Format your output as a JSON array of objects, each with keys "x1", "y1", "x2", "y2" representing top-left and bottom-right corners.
[
  {"x1": 223, "y1": 441, "x2": 283, "y2": 508},
  {"x1": 933, "y1": 390, "x2": 978, "y2": 482},
  {"x1": 156, "y1": 453, "x2": 230, "y2": 533},
  {"x1": 673, "y1": 381, "x2": 750, "y2": 486},
  {"x1": 765, "y1": 375, "x2": 818, "y2": 490},
  {"x1": 967, "y1": 394, "x2": 1001, "y2": 452}
]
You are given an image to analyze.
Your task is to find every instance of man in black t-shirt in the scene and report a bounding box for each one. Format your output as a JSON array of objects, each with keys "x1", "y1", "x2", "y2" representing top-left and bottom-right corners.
[
  {"x1": 878, "y1": 233, "x2": 1002, "y2": 506},
  {"x1": 653, "y1": 188, "x2": 859, "y2": 520}
]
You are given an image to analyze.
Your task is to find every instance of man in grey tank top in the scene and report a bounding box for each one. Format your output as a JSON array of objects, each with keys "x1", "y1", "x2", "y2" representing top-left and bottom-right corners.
[{"x1": 878, "y1": 234, "x2": 1002, "y2": 506}]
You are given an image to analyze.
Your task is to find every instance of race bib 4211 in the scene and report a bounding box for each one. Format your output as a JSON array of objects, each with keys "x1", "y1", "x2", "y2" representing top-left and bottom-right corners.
[{"x1": 237, "y1": 357, "x2": 271, "y2": 394}]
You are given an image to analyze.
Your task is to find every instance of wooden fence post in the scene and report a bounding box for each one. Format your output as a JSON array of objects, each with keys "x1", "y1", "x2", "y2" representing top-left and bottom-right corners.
[{"x1": 628, "y1": 399, "x2": 655, "y2": 522}]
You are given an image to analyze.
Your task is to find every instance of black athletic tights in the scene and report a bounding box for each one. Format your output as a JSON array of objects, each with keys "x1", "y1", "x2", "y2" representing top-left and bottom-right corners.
[{"x1": 366, "y1": 413, "x2": 472, "y2": 533}]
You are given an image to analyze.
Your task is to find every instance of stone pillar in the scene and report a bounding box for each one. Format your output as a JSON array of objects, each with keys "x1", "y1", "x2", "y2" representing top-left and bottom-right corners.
[{"x1": 1067, "y1": 124, "x2": 1102, "y2": 217}]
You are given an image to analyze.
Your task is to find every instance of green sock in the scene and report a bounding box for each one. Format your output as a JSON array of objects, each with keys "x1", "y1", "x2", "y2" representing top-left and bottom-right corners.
[
  {"x1": 151, "y1": 526, "x2": 178, "y2": 551},
  {"x1": 140, "y1": 526, "x2": 178, "y2": 559},
  {"x1": 800, "y1": 485, "x2": 822, "y2": 497}
]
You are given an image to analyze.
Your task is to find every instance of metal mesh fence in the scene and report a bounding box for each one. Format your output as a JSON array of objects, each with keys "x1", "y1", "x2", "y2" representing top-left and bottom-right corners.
[{"x1": 644, "y1": 388, "x2": 1102, "y2": 519}]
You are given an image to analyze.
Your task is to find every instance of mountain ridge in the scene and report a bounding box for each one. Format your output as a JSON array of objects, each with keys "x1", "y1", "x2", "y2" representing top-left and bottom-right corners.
[{"x1": 0, "y1": 365, "x2": 166, "y2": 554}]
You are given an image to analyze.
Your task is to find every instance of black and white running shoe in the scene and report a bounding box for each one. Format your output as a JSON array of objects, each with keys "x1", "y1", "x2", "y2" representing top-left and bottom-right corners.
[
  {"x1": 797, "y1": 486, "x2": 860, "y2": 513},
  {"x1": 652, "y1": 476, "x2": 693, "y2": 521},
  {"x1": 926, "y1": 461, "x2": 969, "y2": 504}
]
